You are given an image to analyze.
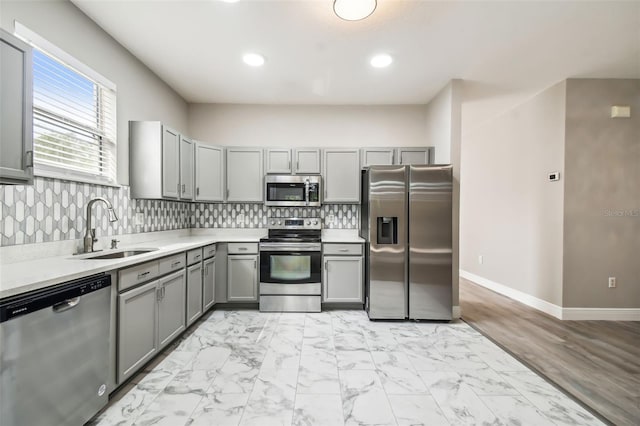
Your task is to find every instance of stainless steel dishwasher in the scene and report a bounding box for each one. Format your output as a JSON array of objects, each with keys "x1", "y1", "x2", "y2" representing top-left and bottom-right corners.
[{"x1": 1, "y1": 274, "x2": 111, "y2": 426}]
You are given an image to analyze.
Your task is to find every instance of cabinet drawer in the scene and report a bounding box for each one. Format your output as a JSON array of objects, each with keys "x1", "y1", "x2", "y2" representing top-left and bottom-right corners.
[
  {"x1": 159, "y1": 253, "x2": 186, "y2": 275},
  {"x1": 186, "y1": 248, "x2": 203, "y2": 265},
  {"x1": 203, "y1": 244, "x2": 216, "y2": 259},
  {"x1": 228, "y1": 242, "x2": 258, "y2": 254},
  {"x1": 119, "y1": 261, "x2": 159, "y2": 292},
  {"x1": 323, "y1": 243, "x2": 362, "y2": 256}
]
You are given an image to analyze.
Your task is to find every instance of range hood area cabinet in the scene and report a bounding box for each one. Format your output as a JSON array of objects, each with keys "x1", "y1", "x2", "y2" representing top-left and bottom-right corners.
[
  {"x1": 0, "y1": 29, "x2": 33, "y2": 185},
  {"x1": 129, "y1": 121, "x2": 194, "y2": 200},
  {"x1": 265, "y1": 148, "x2": 321, "y2": 175}
]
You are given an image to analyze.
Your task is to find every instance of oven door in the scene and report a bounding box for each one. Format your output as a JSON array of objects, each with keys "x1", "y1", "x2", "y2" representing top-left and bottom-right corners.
[{"x1": 260, "y1": 248, "x2": 321, "y2": 285}]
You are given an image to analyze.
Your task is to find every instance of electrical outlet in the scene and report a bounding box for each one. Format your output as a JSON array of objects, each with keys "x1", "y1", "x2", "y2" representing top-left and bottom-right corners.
[
  {"x1": 327, "y1": 214, "x2": 335, "y2": 224},
  {"x1": 478, "y1": 255, "x2": 483, "y2": 265},
  {"x1": 237, "y1": 213, "x2": 244, "y2": 223},
  {"x1": 608, "y1": 277, "x2": 616, "y2": 288},
  {"x1": 134, "y1": 212, "x2": 144, "y2": 227}
]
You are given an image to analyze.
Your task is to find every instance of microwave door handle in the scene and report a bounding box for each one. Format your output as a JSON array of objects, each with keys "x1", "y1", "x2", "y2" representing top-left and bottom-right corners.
[{"x1": 305, "y1": 179, "x2": 310, "y2": 206}]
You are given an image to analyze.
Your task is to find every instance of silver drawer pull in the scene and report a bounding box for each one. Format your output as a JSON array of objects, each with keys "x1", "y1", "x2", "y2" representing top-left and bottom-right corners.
[
  {"x1": 194, "y1": 255, "x2": 201, "y2": 260},
  {"x1": 171, "y1": 261, "x2": 182, "y2": 268},
  {"x1": 137, "y1": 271, "x2": 150, "y2": 279},
  {"x1": 238, "y1": 247, "x2": 247, "y2": 251},
  {"x1": 339, "y1": 248, "x2": 349, "y2": 252}
]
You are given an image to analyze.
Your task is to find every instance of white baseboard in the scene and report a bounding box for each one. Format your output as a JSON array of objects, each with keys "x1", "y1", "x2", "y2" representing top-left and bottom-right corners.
[
  {"x1": 460, "y1": 270, "x2": 640, "y2": 321},
  {"x1": 460, "y1": 270, "x2": 563, "y2": 319},
  {"x1": 452, "y1": 305, "x2": 461, "y2": 319},
  {"x1": 562, "y1": 308, "x2": 640, "y2": 321}
]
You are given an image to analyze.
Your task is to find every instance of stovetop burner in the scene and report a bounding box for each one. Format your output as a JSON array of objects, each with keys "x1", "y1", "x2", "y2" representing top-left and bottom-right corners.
[{"x1": 261, "y1": 217, "x2": 321, "y2": 243}]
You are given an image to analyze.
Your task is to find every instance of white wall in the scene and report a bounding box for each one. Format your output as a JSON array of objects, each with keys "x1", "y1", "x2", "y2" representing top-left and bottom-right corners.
[
  {"x1": 424, "y1": 84, "x2": 453, "y2": 164},
  {"x1": 1, "y1": 1, "x2": 189, "y2": 185},
  {"x1": 188, "y1": 104, "x2": 429, "y2": 148},
  {"x1": 460, "y1": 81, "x2": 566, "y2": 305}
]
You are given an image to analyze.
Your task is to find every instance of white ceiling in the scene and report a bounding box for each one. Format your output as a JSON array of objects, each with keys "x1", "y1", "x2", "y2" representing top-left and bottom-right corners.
[{"x1": 72, "y1": 0, "x2": 640, "y2": 105}]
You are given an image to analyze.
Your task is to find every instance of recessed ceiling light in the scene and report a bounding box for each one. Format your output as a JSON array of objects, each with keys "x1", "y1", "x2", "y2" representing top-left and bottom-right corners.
[
  {"x1": 370, "y1": 54, "x2": 393, "y2": 68},
  {"x1": 334, "y1": 0, "x2": 377, "y2": 21},
  {"x1": 243, "y1": 53, "x2": 265, "y2": 67}
]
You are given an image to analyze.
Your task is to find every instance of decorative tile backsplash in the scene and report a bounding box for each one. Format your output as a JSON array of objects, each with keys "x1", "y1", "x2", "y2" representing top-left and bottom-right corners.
[
  {"x1": 0, "y1": 177, "x2": 359, "y2": 246},
  {"x1": 191, "y1": 203, "x2": 359, "y2": 229}
]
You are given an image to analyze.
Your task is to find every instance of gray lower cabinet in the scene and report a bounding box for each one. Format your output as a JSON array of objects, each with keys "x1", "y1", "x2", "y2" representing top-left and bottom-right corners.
[
  {"x1": 227, "y1": 255, "x2": 258, "y2": 302},
  {"x1": 322, "y1": 255, "x2": 364, "y2": 303},
  {"x1": 0, "y1": 29, "x2": 33, "y2": 185},
  {"x1": 186, "y1": 263, "x2": 203, "y2": 327},
  {"x1": 117, "y1": 280, "x2": 158, "y2": 383},
  {"x1": 157, "y1": 271, "x2": 187, "y2": 348},
  {"x1": 203, "y1": 257, "x2": 216, "y2": 310},
  {"x1": 117, "y1": 269, "x2": 186, "y2": 384}
]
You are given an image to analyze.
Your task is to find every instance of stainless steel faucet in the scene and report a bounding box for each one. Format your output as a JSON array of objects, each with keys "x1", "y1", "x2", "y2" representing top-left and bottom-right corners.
[{"x1": 83, "y1": 197, "x2": 118, "y2": 253}]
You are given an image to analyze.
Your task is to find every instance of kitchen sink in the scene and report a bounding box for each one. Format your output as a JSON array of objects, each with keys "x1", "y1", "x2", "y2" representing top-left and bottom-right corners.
[{"x1": 80, "y1": 249, "x2": 158, "y2": 260}]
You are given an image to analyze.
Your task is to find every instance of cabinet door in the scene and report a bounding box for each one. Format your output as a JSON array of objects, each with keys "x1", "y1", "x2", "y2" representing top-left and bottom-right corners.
[
  {"x1": 361, "y1": 148, "x2": 394, "y2": 167},
  {"x1": 227, "y1": 255, "x2": 258, "y2": 302},
  {"x1": 397, "y1": 148, "x2": 430, "y2": 165},
  {"x1": 294, "y1": 149, "x2": 321, "y2": 174},
  {"x1": 157, "y1": 270, "x2": 186, "y2": 350},
  {"x1": 186, "y1": 263, "x2": 203, "y2": 326},
  {"x1": 162, "y1": 127, "x2": 180, "y2": 198},
  {"x1": 226, "y1": 148, "x2": 263, "y2": 202},
  {"x1": 117, "y1": 280, "x2": 158, "y2": 383},
  {"x1": 195, "y1": 144, "x2": 224, "y2": 202},
  {"x1": 180, "y1": 136, "x2": 194, "y2": 200},
  {"x1": 323, "y1": 256, "x2": 363, "y2": 303},
  {"x1": 266, "y1": 149, "x2": 291, "y2": 174},
  {"x1": 0, "y1": 30, "x2": 33, "y2": 184},
  {"x1": 203, "y1": 257, "x2": 216, "y2": 311},
  {"x1": 323, "y1": 149, "x2": 360, "y2": 203}
]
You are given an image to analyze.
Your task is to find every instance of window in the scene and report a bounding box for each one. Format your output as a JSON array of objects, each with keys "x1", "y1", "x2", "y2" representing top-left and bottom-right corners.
[{"x1": 16, "y1": 23, "x2": 117, "y2": 185}]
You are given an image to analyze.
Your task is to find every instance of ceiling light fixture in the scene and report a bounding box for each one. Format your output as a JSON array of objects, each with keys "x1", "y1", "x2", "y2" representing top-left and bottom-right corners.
[
  {"x1": 334, "y1": 0, "x2": 377, "y2": 21},
  {"x1": 370, "y1": 54, "x2": 393, "y2": 68},
  {"x1": 243, "y1": 53, "x2": 265, "y2": 67}
]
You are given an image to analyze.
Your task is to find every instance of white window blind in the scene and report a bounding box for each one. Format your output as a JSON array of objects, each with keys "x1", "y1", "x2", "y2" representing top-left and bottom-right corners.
[{"x1": 15, "y1": 23, "x2": 118, "y2": 186}]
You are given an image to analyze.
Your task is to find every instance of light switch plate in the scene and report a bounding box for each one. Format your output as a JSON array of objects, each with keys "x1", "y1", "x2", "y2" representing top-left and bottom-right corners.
[{"x1": 134, "y1": 212, "x2": 144, "y2": 227}]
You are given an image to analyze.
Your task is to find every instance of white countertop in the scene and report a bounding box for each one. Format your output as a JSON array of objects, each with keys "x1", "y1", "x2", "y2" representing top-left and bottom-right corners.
[
  {"x1": 321, "y1": 229, "x2": 365, "y2": 243},
  {"x1": 0, "y1": 229, "x2": 267, "y2": 300},
  {"x1": 0, "y1": 228, "x2": 363, "y2": 299}
]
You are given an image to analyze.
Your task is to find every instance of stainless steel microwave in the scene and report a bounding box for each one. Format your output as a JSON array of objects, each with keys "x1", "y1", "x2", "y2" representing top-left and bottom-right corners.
[{"x1": 265, "y1": 175, "x2": 321, "y2": 207}]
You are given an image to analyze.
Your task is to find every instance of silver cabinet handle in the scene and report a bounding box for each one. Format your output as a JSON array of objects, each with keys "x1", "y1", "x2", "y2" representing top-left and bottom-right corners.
[
  {"x1": 182, "y1": 184, "x2": 186, "y2": 193},
  {"x1": 177, "y1": 183, "x2": 180, "y2": 194},
  {"x1": 196, "y1": 187, "x2": 200, "y2": 196},
  {"x1": 324, "y1": 261, "x2": 328, "y2": 271},
  {"x1": 157, "y1": 287, "x2": 163, "y2": 301},
  {"x1": 254, "y1": 259, "x2": 257, "y2": 269},
  {"x1": 297, "y1": 160, "x2": 299, "y2": 171},
  {"x1": 226, "y1": 188, "x2": 229, "y2": 199},
  {"x1": 52, "y1": 297, "x2": 80, "y2": 313},
  {"x1": 288, "y1": 160, "x2": 291, "y2": 170},
  {"x1": 162, "y1": 286, "x2": 166, "y2": 299},
  {"x1": 138, "y1": 271, "x2": 150, "y2": 280}
]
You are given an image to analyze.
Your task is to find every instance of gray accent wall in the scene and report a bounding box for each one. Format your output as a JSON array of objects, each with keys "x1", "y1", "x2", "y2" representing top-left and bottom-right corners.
[{"x1": 562, "y1": 79, "x2": 640, "y2": 308}]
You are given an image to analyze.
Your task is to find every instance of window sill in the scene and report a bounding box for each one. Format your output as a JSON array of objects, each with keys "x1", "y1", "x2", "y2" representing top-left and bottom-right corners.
[{"x1": 34, "y1": 168, "x2": 121, "y2": 188}]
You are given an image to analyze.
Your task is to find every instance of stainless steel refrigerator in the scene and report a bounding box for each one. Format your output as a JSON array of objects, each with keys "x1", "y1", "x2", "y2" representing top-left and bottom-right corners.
[{"x1": 360, "y1": 165, "x2": 453, "y2": 320}]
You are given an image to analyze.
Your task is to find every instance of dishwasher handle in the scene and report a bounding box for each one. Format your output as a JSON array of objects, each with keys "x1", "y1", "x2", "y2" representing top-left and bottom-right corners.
[{"x1": 52, "y1": 297, "x2": 81, "y2": 313}]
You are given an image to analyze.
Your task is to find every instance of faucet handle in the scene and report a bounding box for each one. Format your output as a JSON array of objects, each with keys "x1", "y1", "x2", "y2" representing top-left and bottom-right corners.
[
  {"x1": 90, "y1": 228, "x2": 97, "y2": 242},
  {"x1": 111, "y1": 239, "x2": 120, "y2": 249}
]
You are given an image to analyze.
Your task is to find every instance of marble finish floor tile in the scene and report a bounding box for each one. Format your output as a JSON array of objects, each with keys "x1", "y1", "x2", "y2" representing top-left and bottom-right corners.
[{"x1": 95, "y1": 310, "x2": 603, "y2": 426}]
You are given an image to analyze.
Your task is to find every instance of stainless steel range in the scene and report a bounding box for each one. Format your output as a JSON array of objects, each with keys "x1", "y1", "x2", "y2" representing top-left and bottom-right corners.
[{"x1": 259, "y1": 217, "x2": 322, "y2": 312}]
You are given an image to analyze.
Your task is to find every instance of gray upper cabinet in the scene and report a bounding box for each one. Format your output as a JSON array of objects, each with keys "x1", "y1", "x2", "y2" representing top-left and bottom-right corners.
[
  {"x1": 323, "y1": 149, "x2": 361, "y2": 203},
  {"x1": 162, "y1": 127, "x2": 180, "y2": 198},
  {"x1": 1, "y1": 29, "x2": 33, "y2": 185},
  {"x1": 265, "y1": 148, "x2": 292, "y2": 174},
  {"x1": 179, "y1": 136, "x2": 194, "y2": 200},
  {"x1": 226, "y1": 148, "x2": 263, "y2": 202},
  {"x1": 130, "y1": 121, "x2": 192, "y2": 200},
  {"x1": 293, "y1": 149, "x2": 321, "y2": 174},
  {"x1": 396, "y1": 147, "x2": 431, "y2": 165},
  {"x1": 195, "y1": 143, "x2": 224, "y2": 202},
  {"x1": 361, "y1": 148, "x2": 395, "y2": 168}
]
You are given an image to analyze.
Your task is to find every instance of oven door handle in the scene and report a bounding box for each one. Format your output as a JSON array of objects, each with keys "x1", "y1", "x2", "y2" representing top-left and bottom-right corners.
[
  {"x1": 259, "y1": 243, "x2": 321, "y2": 252},
  {"x1": 305, "y1": 179, "x2": 310, "y2": 206}
]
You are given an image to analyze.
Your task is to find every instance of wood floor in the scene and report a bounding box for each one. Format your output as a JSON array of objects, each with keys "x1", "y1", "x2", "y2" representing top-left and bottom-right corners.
[{"x1": 460, "y1": 278, "x2": 640, "y2": 426}]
